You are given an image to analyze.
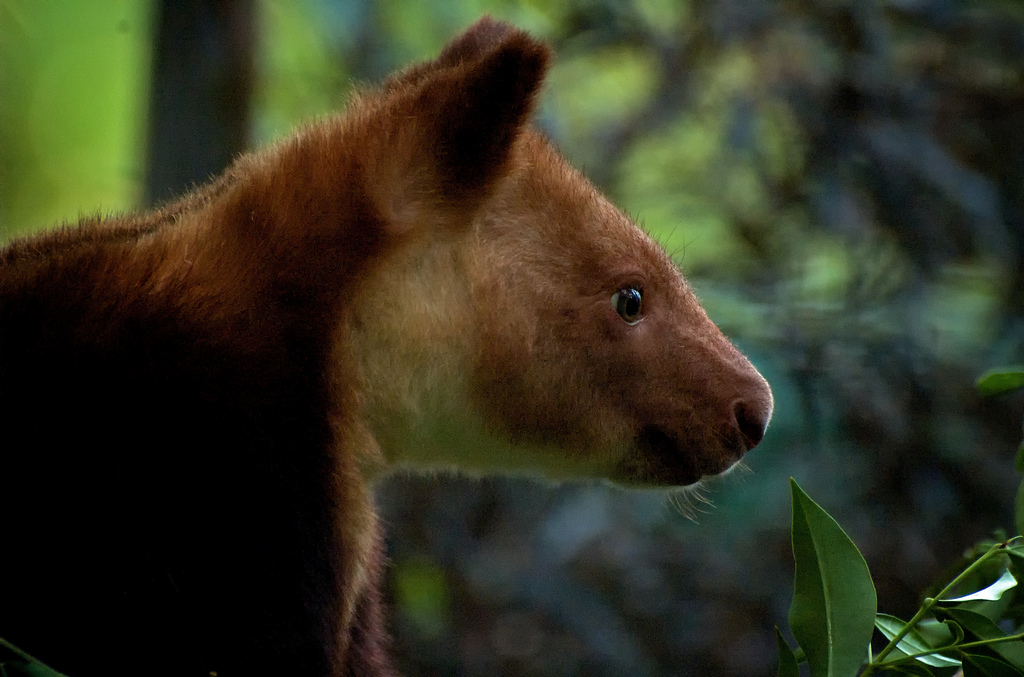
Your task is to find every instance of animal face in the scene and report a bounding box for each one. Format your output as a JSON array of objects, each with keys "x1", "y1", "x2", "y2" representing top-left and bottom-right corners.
[
  {"x1": 350, "y1": 132, "x2": 773, "y2": 488},
  {"x1": 262, "y1": 17, "x2": 770, "y2": 489}
]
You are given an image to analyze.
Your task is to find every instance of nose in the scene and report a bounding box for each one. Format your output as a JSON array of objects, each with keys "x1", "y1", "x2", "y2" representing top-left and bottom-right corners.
[{"x1": 733, "y1": 387, "x2": 773, "y2": 450}]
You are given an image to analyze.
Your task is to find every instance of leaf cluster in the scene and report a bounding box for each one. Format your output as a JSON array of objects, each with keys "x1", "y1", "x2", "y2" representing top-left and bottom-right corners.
[{"x1": 778, "y1": 368, "x2": 1024, "y2": 676}]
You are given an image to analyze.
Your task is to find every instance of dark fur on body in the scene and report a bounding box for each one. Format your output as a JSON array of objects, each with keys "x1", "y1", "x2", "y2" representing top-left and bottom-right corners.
[
  {"x1": 0, "y1": 161, "x2": 392, "y2": 675},
  {"x1": 1, "y1": 19, "x2": 547, "y2": 676}
]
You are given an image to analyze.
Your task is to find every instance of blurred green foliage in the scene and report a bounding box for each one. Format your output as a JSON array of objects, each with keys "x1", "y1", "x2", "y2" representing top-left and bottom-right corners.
[
  {"x1": 393, "y1": 557, "x2": 451, "y2": 639},
  {"x1": 0, "y1": 0, "x2": 152, "y2": 239}
]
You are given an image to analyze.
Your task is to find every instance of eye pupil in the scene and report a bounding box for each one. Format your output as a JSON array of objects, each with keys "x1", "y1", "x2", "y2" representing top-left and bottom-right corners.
[{"x1": 612, "y1": 287, "x2": 643, "y2": 324}]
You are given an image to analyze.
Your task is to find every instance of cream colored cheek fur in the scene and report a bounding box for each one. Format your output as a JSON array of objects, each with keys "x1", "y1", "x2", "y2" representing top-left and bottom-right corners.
[{"x1": 346, "y1": 228, "x2": 626, "y2": 483}]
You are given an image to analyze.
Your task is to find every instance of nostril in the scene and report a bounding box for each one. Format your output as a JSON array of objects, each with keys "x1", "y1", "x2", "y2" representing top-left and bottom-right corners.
[{"x1": 734, "y1": 399, "x2": 770, "y2": 450}]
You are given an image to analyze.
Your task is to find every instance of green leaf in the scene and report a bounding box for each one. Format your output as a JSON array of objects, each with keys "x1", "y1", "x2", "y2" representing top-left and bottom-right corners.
[
  {"x1": 776, "y1": 627, "x2": 800, "y2": 677},
  {"x1": 977, "y1": 368, "x2": 1024, "y2": 397},
  {"x1": 0, "y1": 639, "x2": 69, "y2": 677},
  {"x1": 1, "y1": 662, "x2": 69, "y2": 677},
  {"x1": 788, "y1": 478, "x2": 878, "y2": 677},
  {"x1": 944, "y1": 608, "x2": 1024, "y2": 669},
  {"x1": 895, "y1": 665, "x2": 961, "y2": 677},
  {"x1": 944, "y1": 570, "x2": 1018, "y2": 603},
  {"x1": 916, "y1": 618, "x2": 963, "y2": 647},
  {"x1": 874, "y1": 614, "x2": 961, "y2": 667},
  {"x1": 962, "y1": 653, "x2": 1024, "y2": 677}
]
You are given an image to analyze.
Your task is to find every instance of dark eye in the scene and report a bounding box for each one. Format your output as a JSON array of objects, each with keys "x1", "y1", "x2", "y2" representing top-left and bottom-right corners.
[{"x1": 610, "y1": 287, "x2": 643, "y2": 325}]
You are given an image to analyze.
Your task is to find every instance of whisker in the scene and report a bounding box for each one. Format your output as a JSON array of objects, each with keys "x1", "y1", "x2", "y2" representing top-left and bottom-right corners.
[
  {"x1": 731, "y1": 460, "x2": 754, "y2": 477},
  {"x1": 666, "y1": 480, "x2": 718, "y2": 522},
  {"x1": 690, "y1": 485, "x2": 715, "y2": 508},
  {"x1": 667, "y1": 490, "x2": 699, "y2": 523}
]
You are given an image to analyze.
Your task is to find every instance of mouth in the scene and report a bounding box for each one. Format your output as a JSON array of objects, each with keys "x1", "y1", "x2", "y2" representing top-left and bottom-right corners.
[
  {"x1": 617, "y1": 425, "x2": 746, "y2": 488},
  {"x1": 623, "y1": 426, "x2": 701, "y2": 486}
]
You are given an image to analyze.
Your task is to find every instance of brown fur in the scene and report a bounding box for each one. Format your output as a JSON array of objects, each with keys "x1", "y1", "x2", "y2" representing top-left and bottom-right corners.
[{"x1": 0, "y1": 18, "x2": 771, "y2": 677}]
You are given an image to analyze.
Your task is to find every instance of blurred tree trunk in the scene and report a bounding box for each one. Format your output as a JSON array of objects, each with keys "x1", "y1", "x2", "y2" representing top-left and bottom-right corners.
[{"x1": 145, "y1": 0, "x2": 254, "y2": 205}]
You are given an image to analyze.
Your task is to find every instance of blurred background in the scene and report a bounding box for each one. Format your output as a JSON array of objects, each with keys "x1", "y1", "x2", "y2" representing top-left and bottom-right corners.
[{"x1": 3, "y1": 0, "x2": 1024, "y2": 674}]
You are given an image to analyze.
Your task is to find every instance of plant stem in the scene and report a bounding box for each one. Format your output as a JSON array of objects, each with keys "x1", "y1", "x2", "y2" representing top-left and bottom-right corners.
[
  {"x1": 957, "y1": 631, "x2": 1024, "y2": 652},
  {"x1": 865, "y1": 538, "x2": 1020, "y2": 673},
  {"x1": 877, "y1": 631, "x2": 1024, "y2": 667}
]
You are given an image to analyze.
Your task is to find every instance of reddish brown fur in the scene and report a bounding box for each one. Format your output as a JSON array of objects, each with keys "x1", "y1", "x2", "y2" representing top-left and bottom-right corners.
[
  {"x1": 469, "y1": 133, "x2": 771, "y2": 483},
  {"x1": 0, "y1": 18, "x2": 771, "y2": 677}
]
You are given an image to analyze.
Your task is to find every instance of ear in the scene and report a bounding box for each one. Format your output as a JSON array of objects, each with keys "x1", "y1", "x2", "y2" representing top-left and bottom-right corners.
[
  {"x1": 377, "y1": 23, "x2": 550, "y2": 232},
  {"x1": 384, "y1": 17, "x2": 525, "y2": 91},
  {"x1": 425, "y1": 29, "x2": 549, "y2": 198},
  {"x1": 436, "y1": 16, "x2": 521, "y2": 66}
]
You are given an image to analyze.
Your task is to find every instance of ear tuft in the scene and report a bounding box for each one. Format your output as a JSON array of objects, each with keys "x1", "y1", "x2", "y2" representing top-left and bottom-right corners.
[
  {"x1": 383, "y1": 17, "x2": 534, "y2": 95},
  {"x1": 436, "y1": 16, "x2": 520, "y2": 67}
]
